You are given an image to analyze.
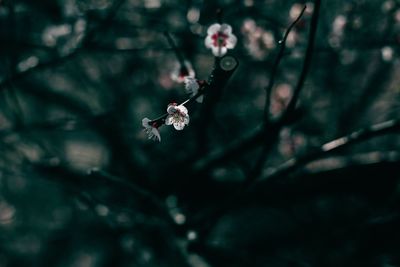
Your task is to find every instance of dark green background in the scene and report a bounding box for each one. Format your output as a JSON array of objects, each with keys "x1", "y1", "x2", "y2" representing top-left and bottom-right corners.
[{"x1": 0, "y1": 0, "x2": 399, "y2": 266}]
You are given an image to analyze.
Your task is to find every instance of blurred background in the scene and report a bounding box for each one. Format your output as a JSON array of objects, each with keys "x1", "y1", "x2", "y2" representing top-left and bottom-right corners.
[{"x1": 0, "y1": 0, "x2": 400, "y2": 266}]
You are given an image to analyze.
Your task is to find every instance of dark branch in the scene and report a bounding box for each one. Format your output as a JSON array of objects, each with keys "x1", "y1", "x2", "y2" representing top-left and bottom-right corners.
[
  {"x1": 264, "y1": 5, "x2": 307, "y2": 122},
  {"x1": 256, "y1": 119, "x2": 400, "y2": 185},
  {"x1": 192, "y1": 4, "x2": 317, "y2": 173},
  {"x1": 282, "y1": 0, "x2": 321, "y2": 121},
  {"x1": 148, "y1": 55, "x2": 239, "y2": 131},
  {"x1": 245, "y1": 5, "x2": 308, "y2": 186}
]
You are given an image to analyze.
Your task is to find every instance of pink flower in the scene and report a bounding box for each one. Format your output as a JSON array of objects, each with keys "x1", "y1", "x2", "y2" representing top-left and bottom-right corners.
[
  {"x1": 205, "y1": 23, "x2": 237, "y2": 57},
  {"x1": 142, "y1": 118, "x2": 161, "y2": 142},
  {"x1": 171, "y1": 60, "x2": 195, "y2": 83},
  {"x1": 165, "y1": 103, "x2": 189, "y2": 130},
  {"x1": 184, "y1": 76, "x2": 204, "y2": 103}
]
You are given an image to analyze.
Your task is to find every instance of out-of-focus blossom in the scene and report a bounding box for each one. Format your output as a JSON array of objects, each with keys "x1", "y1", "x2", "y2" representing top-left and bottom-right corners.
[
  {"x1": 395, "y1": 10, "x2": 400, "y2": 22},
  {"x1": 242, "y1": 19, "x2": 275, "y2": 60},
  {"x1": 290, "y1": 3, "x2": 305, "y2": 20},
  {"x1": 42, "y1": 24, "x2": 72, "y2": 47},
  {"x1": 184, "y1": 77, "x2": 204, "y2": 103},
  {"x1": 171, "y1": 60, "x2": 195, "y2": 83},
  {"x1": 279, "y1": 128, "x2": 306, "y2": 157},
  {"x1": 17, "y1": 56, "x2": 39, "y2": 72},
  {"x1": 205, "y1": 23, "x2": 237, "y2": 57},
  {"x1": 166, "y1": 103, "x2": 189, "y2": 130},
  {"x1": 187, "y1": 8, "x2": 200, "y2": 23},
  {"x1": 271, "y1": 84, "x2": 293, "y2": 116},
  {"x1": 381, "y1": 46, "x2": 394, "y2": 62},
  {"x1": 0, "y1": 201, "x2": 16, "y2": 225},
  {"x1": 142, "y1": 118, "x2": 161, "y2": 142},
  {"x1": 144, "y1": 0, "x2": 161, "y2": 9},
  {"x1": 42, "y1": 19, "x2": 87, "y2": 55},
  {"x1": 329, "y1": 15, "x2": 347, "y2": 48},
  {"x1": 333, "y1": 15, "x2": 347, "y2": 34},
  {"x1": 382, "y1": 0, "x2": 395, "y2": 13},
  {"x1": 285, "y1": 31, "x2": 298, "y2": 48},
  {"x1": 290, "y1": 2, "x2": 314, "y2": 19}
]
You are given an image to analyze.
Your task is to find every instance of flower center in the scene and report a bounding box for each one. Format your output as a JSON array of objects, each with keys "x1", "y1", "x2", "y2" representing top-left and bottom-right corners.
[
  {"x1": 173, "y1": 112, "x2": 185, "y2": 122},
  {"x1": 211, "y1": 32, "x2": 228, "y2": 47}
]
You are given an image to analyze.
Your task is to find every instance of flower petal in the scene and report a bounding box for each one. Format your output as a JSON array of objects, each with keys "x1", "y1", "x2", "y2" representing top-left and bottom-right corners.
[
  {"x1": 142, "y1": 117, "x2": 151, "y2": 128},
  {"x1": 173, "y1": 121, "x2": 185, "y2": 130},
  {"x1": 151, "y1": 128, "x2": 161, "y2": 141},
  {"x1": 165, "y1": 115, "x2": 173, "y2": 125},
  {"x1": 207, "y1": 23, "x2": 221, "y2": 35},
  {"x1": 171, "y1": 60, "x2": 195, "y2": 83},
  {"x1": 184, "y1": 77, "x2": 199, "y2": 93},
  {"x1": 220, "y1": 24, "x2": 232, "y2": 35},
  {"x1": 167, "y1": 104, "x2": 177, "y2": 114},
  {"x1": 183, "y1": 115, "x2": 190, "y2": 125},
  {"x1": 211, "y1": 46, "x2": 227, "y2": 57},
  {"x1": 177, "y1": 105, "x2": 188, "y2": 115},
  {"x1": 226, "y1": 34, "x2": 237, "y2": 49},
  {"x1": 205, "y1": 36, "x2": 213, "y2": 48}
]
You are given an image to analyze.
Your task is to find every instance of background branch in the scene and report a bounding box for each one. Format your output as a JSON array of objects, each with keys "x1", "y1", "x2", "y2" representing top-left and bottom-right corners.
[
  {"x1": 257, "y1": 119, "x2": 400, "y2": 185},
  {"x1": 282, "y1": 0, "x2": 321, "y2": 121}
]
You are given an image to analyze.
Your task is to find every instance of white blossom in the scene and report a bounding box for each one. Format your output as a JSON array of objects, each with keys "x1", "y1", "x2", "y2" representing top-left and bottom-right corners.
[
  {"x1": 142, "y1": 118, "x2": 161, "y2": 142},
  {"x1": 205, "y1": 23, "x2": 237, "y2": 57},
  {"x1": 184, "y1": 76, "x2": 203, "y2": 103},
  {"x1": 165, "y1": 103, "x2": 189, "y2": 130}
]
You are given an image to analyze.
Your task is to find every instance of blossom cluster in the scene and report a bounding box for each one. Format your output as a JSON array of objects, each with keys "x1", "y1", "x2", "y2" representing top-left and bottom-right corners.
[
  {"x1": 142, "y1": 103, "x2": 189, "y2": 142},
  {"x1": 142, "y1": 22, "x2": 237, "y2": 141}
]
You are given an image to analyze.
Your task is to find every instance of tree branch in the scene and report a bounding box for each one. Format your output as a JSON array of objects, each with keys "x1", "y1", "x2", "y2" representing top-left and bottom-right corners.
[
  {"x1": 264, "y1": 5, "x2": 306, "y2": 122},
  {"x1": 192, "y1": 1, "x2": 320, "y2": 173},
  {"x1": 282, "y1": 0, "x2": 321, "y2": 122},
  {"x1": 256, "y1": 119, "x2": 400, "y2": 185},
  {"x1": 245, "y1": 5, "x2": 309, "y2": 186},
  {"x1": 206, "y1": 0, "x2": 320, "y2": 187}
]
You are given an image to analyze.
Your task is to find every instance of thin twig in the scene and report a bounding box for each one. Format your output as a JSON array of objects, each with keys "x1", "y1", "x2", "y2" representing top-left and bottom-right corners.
[
  {"x1": 148, "y1": 84, "x2": 207, "y2": 126},
  {"x1": 190, "y1": 0, "x2": 322, "y2": 246},
  {"x1": 264, "y1": 5, "x2": 307, "y2": 123},
  {"x1": 245, "y1": 5, "x2": 308, "y2": 186},
  {"x1": 256, "y1": 119, "x2": 400, "y2": 186},
  {"x1": 192, "y1": 3, "x2": 319, "y2": 173},
  {"x1": 148, "y1": 56, "x2": 238, "y2": 129},
  {"x1": 191, "y1": 119, "x2": 400, "y2": 249},
  {"x1": 282, "y1": 0, "x2": 321, "y2": 120}
]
